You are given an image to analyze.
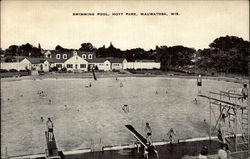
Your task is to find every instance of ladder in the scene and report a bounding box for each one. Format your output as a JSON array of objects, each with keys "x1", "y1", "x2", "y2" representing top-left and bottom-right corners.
[
  {"x1": 204, "y1": 91, "x2": 248, "y2": 152},
  {"x1": 236, "y1": 106, "x2": 248, "y2": 151}
]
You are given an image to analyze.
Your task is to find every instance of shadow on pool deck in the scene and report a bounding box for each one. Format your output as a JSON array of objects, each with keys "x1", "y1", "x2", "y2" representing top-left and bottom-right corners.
[{"x1": 65, "y1": 140, "x2": 222, "y2": 159}]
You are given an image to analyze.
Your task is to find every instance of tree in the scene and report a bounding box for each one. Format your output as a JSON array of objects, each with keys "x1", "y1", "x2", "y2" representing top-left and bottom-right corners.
[
  {"x1": 79, "y1": 43, "x2": 96, "y2": 51},
  {"x1": 5, "y1": 45, "x2": 19, "y2": 56},
  {"x1": 155, "y1": 45, "x2": 196, "y2": 70},
  {"x1": 198, "y1": 35, "x2": 250, "y2": 75}
]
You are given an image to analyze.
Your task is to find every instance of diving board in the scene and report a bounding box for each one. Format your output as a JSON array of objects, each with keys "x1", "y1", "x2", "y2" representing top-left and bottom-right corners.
[
  {"x1": 125, "y1": 125, "x2": 148, "y2": 148},
  {"x1": 198, "y1": 94, "x2": 246, "y2": 109},
  {"x1": 125, "y1": 125, "x2": 158, "y2": 158},
  {"x1": 45, "y1": 131, "x2": 63, "y2": 159}
]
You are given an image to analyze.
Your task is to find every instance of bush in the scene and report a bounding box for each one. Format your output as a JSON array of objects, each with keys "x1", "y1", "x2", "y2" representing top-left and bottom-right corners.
[
  {"x1": 19, "y1": 70, "x2": 28, "y2": 72},
  {"x1": 38, "y1": 70, "x2": 45, "y2": 75},
  {"x1": 60, "y1": 67, "x2": 67, "y2": 73},
  {"x1": 51, "y1": 67, "x2": 59, "y2": 72},
  {"x1": 9, "y1": 69, "x2": 18, "y2": 72},
  {"x1": 0, "y1": 69, "x2": 8, "y2": 73}
]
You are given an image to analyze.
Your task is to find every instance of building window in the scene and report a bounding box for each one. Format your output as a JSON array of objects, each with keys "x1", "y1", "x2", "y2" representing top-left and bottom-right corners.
[
  {"x1": 82, "y1": 54, "x2": 86, "y2": 59},
  {"x1": 56, "y1": 64, "x2": 62, "y2": 68},
  {"x1": 56, "y1": 54, "x2": 61, "y2": 59},
  {"x1": 88, "y1": 54, "x2": 92, "y2": 59},
  {"x1": 106, "y1": 64, "x2": 109, "y2": 66},
  {"x1": 63, "y1": 54, "x2": 67, "y2": 59},
  {"x1": 99, "y1": 64, "x2": 104, "y2": 66},
  {"x1": 67, "y1": 64, "x2": 73, "y2": 68},
  {"x1": 45, "y1": 64, "x2": 47, "y2": 66},
  {"x1": 80, "y1": 64, "x2": 86, "y2": 68}
]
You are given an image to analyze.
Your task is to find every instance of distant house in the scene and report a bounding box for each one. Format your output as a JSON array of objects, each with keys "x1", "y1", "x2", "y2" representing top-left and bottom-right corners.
[
  {"x1": 87, "y1": 58, "x2": 111, "y2": 71},
  {"x1": 106, "y1": 58, "x2": 128, "y2": 71},
  {"x1": 1, "y1": 57, "x2": 32, "y2": 71},
  {"x1": 24, "y1": 58, "x2": 50, "y2": 72},
  {"x1": 64, "y1": 51, "x2": 88, "y2": 72}
]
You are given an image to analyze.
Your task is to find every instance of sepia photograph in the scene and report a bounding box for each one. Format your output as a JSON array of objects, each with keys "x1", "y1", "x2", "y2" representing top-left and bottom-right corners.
[{"x1": 0, "y1": 0, "x2": 249, "y2": 159}]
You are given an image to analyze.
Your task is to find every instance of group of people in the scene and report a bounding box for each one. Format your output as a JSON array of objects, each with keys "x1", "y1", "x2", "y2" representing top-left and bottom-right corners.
[
  {"x1": 144, "y1": 122, "x2": 177, "y2": 145},
  {"x1": 40, "y1": 117, "x2": 54, "y2": 142},
  {"x1": 37, "y1": 90, "x2": 46, "y2": 97},
  {"x1": 197, "y1": 143, "x2": 230, "y2": 159}
]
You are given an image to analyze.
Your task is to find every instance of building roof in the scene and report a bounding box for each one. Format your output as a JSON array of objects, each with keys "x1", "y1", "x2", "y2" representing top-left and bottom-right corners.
[
  {"x1": 25, "y1": 58, "x2": 47, "y2": 64},
  {"x1": 106, "y1": 57, "x2": 126, "y2": 63},
  {"x1": 46, "y1": 58, "x2": 67, "y2": 63},
  {"x1": 23, "y1": 57, "x2": 66, "y2": 64},
  {"x1": 135, "y1": 59, "x2": 157, "y2": 63},
  {"x1": 86, "y1": 58, "x2": 109, "y2": 63},
  {"x1": 77, "y1": 51, "x2": 95, "y2": 57}
]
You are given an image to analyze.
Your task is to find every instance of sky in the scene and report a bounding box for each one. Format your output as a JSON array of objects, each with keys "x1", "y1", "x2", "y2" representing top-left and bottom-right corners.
[{"x1": 1, "y1": 0, "x2": 249, "y2": 51}]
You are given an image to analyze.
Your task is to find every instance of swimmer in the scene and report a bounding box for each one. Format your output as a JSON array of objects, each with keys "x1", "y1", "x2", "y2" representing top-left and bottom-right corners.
[
  {"x1": 41, "y1": 117, "x2": 44, "y2": 122},
  {"x1": 155, "y1": 91, "x2": 158, "y2": 95},
  {"x1": 204, "y1": 119, "x2": 206, "y2": 124},
  {"x1": 241, "y1": 84, "x2": 248, "y2": 100},
  {"x1": 89, "y1": 83, "x2": 92, "y2": 87},
  {"x1": 194, "y1": 98, "x2": 198, "y2": 104},
  {"x1": 120, "y1": 82, "x2": 123, "y2": 87},
  {"x1": 64, "y1": 105, "x2": 67, "y2": 110},
  {"x1": 122, "y1": 104, "x2": 129, "y2": 113},
  {"x1": 166, "y1": 90, "x2": 168, "y2": 94},
  {"x1": 49, "y1": 99, "x2": 52, "y2": 104}
]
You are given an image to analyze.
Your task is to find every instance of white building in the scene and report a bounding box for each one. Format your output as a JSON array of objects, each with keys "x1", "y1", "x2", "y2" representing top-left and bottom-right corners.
[
  {"x1": 25, "y1": 58, "x2": 50, "y2": 72},
  {"x1": 126, "y1": 60, "x2": 160, "y2": 69},
  {"x1": 87, "y1": 58, "x2": 111, "y2": 71},
  {"x1": 64, "y1": 51, "x2": 88, "y2": 72},
  {"x1": 1, "y1": 57, "x2": 32, "y2": 71},
  {"x1": 107, "y1": 58, "x2": 128, "y2": 71}
]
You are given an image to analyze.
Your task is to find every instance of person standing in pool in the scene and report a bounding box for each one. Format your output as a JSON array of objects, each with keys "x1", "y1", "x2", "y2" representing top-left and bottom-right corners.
[
  {"x1": 167, "y1": 128, "x2": 177, "y2": 145},
  {"x1": 120, "y1": 82, "x2": 123, "y2": 88},
  {"x1": 145, "y1": 122, "x2": 152, "y2": 144},
  {"x1": 197, "y1": 74, "x2": 202, "y2": 94},
  {"x1": 46, "y1": 118, "x2": 54, "y2": 142},
  {"x1": 122, "y1": 104, "x2": 129, "y2": 113}
]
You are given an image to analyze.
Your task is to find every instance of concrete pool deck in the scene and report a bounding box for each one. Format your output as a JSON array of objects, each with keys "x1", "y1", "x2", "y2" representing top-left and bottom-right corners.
[
  {"x1": 7, "y1": 136, "x2": 249, "y2": 159},
  {"x1": 1, "y1": 71, "x2": 249, "y2": 85}
]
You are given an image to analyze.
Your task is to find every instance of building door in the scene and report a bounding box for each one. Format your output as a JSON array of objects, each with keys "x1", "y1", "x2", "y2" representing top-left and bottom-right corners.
[
  {"x1": 75, "y1": 64, "x2": 78, "y2": 69},
  {"x1": 40, "y1": 64, "x2": 43, "y2": 71}
]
